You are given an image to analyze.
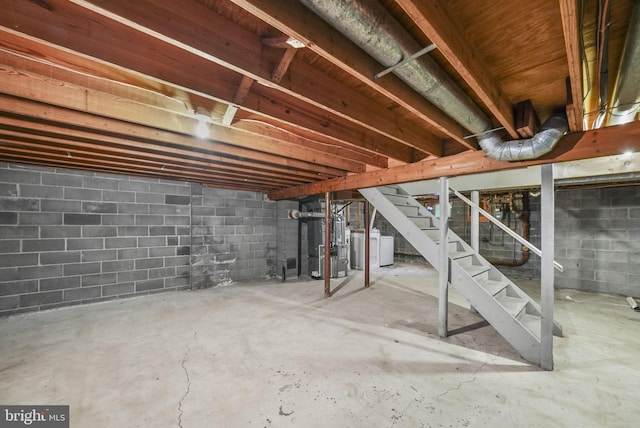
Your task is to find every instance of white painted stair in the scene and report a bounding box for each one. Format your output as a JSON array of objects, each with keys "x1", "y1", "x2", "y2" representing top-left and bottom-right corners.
[{"x1": 359, "y1": 184, "x2": 562, "y2": 366}]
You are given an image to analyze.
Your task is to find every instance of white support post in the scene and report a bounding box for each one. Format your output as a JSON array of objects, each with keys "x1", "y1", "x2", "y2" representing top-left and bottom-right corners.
[
  {"x1": 540, "y1": 164, "x2": 555, "y2": 370},
  {"x1": 470, "y1": 190, "x2": 480, "y2": 252},
  {"x1": 438, "y1": 177, "x2": 449, "y2": 338}
]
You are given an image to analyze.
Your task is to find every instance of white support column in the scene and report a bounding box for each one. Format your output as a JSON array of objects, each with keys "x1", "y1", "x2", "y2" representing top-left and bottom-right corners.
[
  {"x1": 540, "y1": 164, "x2": 555, "y2": 370},
  {"x1": 438, "y1": 177, "x2": 449, "y2": 338},
  {"x1": 470, "y1": 190, "x2": 480, "y2": 252}
]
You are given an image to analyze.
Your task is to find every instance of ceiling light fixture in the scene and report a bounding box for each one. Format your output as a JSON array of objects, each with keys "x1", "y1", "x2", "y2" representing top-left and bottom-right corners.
[{"x1": 194, "y1": 107, "x2": 211, "y2": 139}]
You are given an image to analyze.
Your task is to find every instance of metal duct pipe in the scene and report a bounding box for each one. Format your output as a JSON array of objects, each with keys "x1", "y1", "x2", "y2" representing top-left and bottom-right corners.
[
  {"x1": 607, "y1": 0, "x2": 640, "y2": 126},
  {"x1": 288, "y1": 209, "x2": 325, "y2": 219},
  {"x1": 300, "y1": 0, "x2": 567, "y2": 160}
]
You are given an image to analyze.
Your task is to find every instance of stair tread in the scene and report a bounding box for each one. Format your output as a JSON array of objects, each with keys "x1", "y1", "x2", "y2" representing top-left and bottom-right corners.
[
  {"x1": 462, "y1": 264, "x2": 490, "y2": 276},
  {"x1": 519, "y1": 314, "x2": 541, "y2": 340},
  {"x1": 499, "y1": 296, "x2": 528, "y2": 317},
  {"x1": 477, "y1": 279, "x2": 509, "y2": 296},
  {"x1": 449, "y1": 250, "x2": 473, "y2": 259}
]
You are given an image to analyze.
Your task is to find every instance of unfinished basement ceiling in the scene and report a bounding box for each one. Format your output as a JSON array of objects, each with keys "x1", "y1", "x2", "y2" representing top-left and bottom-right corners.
[{"x1": 0, "y1": 0, "x2": 639, "y2": 198}]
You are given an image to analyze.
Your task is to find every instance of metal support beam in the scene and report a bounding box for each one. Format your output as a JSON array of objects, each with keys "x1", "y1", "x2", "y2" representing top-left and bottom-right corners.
[
  {"x1": 540, "y1": 164, "x2": 555, "y2": 370},
  {"x1": 324, "y1": 191, "x2": 331, "y2": 297},
  {"x1": 438, "y1": 176, "x2": 449, "y2": 337},
  {"x1": 364, "y1": 200, "x2": 371, "y2": 288}
]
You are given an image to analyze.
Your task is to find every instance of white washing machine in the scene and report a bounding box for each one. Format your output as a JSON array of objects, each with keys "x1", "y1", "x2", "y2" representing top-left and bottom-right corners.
[
  {"x1": 350, "y1": 229, "x2": 380, "y2": 270},
  {"x1": 379, "y1": 236, "x2": 394, "y2": 266}
]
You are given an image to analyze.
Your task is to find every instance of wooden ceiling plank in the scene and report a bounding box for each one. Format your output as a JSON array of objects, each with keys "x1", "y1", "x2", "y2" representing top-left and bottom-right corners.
[
  {"x1": 268, "y1": 120, "x2": 640, "y2": 199},
  {"x1": 394, "y1": 0, "x2": 518, "y2": 139},
  {"x1": 558, "y1": 0, "x2": 584, "y2": 132},
  {"x1": 222, "y1": 75, "x2": 255, "y2": 126},
  {"x1": 0, "y1": 3, "x2": 410, "y2": 164},
  {"x1": 229, "y1": 0, "x2": 473, "y2": 150},
  {"x1": 67, "y1": 0, "x2": 440, "y2": 156}
]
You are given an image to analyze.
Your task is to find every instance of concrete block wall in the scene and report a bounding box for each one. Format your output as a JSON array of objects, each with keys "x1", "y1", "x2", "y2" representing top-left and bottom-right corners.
[
  {"x1": 190, "y1": 184, "x2": 277, "y2": 288},
  {"x1": 0, "y1": 163, "x2": 191, "y2": 317}
]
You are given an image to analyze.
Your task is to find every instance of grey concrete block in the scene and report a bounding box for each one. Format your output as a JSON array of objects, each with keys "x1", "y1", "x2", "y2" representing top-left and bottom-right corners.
[
  {"x1": 595, "y1": 270, "x2": 627, "y2": 284},
  {"x1": 64, "y1": 286, "x2": 101, "y2": 302},
  {"x1": 0, "y1": 253, "x2": 36, "y2": 267},
  {"x1": 136, "y1": 215, "x2": 164, "y2": 226},
  {"x1": 18, "y1": 265, "x2": 62, "y2": 280},
  {"x1": 225, "y1": 217, "x2": 245, "y2": 226},
  {"x1": 83, "y1": 177, "x2": 119, "y2": 190},
  {"x1": 0, "y1": 183, "x2": 18, "y2": 197},
  {"x1": 40, "y1": 251, "x2": 82, "y2": 265},
  {"x1": 41, "y1": 199, "x2": 82, "y2": 213},
  {"x1": 165, "y1": 256, "x2": 189, "y2": 267},
  {"x1": 19, "y1": 185, "x2": 62, "y2": 199},
  {"x1": 118, "y1": 248, "x2": 148, "y2": 260},
  {"x1": 0, "y1": 280, "x2": 38, "y2": 296},
  {"x1": 82, "y1": 273, "x2": 117, "y2": 286},
  {"x1": 102, "y1": 260, "x2": 134, "y2": 272},
  {"x1": 136, "y1": 278, "x2": 164, "y2": 292},
  {"x1": 20, "y1": 212, "x2": 63, "y2": 225},
  {"x1": 149, "y1": 247, "x2": 175, "y2": 257},
  {"x1": 103, "y1": 190, "x2": 135, "y2": 202},
  {"x1": 119, "y1": 180, "x2": 150, "y2": 192},
  {"x1": 64, "y1": 262, "x2": 101, "y2": 276},
  {"x1": 0, "y1": 212, "x2": 17, "y2": 224},
  {"x1": 0, "y1": 198, "x2": 39, "y2": 211},
  {"x1": 105, "y1": 237, "x2": 137, "y2": 249},
  {"x1": 118, "y1": 270, "x2": 148, "y2": 283},
  {"x1": 65, "y1": 213, "x2": 102, "y2": 225},
  {"x1": 117, "y1": 203, "x2": 149, "y2": 214},
  {"x1": 42, "y1": 173, "x2": 83, "y2": 188},
  {"x1": 150, "y1": 226, "x2": 175, "y2": 236},
  {"x1": 83, "y1": 202, "x2": 117, "y2": 213},
  {"x1": 176, "y1": 246, "x2": 190, "y2": 256},
  {"x1": 102, "y1": 214, "x2": 135, "y2": 226},
  {"x1": 166, "y1": 276, "x2": 190, "y2": 287},
  {"x1": 0, "y1": 268, "x2": 19, "y2": 282},
  {"x1": 192, "y1": 206, "x2": 216, "y2": 216},
  {"x1": 19, "y1": 291, "x2": 63, "y2": 307},
  {"x1": 149, "y1": 267, "x2": 176, "y2": 279},
  {"x1": 167, "y1": 237, "x2": 178, "y2": 246},
  {"x1": 64, "y1": 188, "x2": 102, "y2": 201},
  {"x1": 149, "y1": 204, "x2": 179, "y2": 215},
  {"x1": 81, "y1": 250, "x2": 117, "y2": 262},
  {"x1": 41, "y1": 226, "x2": 82, "y2": 238},
  {"x1": 118, "y1": 226, "x2": 149, "y2": 236},
  {"x1": 67, "y1": 238, "x2": 103, "y2": 250},
  {"x1": 135, "y1": 258, "x2": 163, "y2": 269},
  {"x1": 0, "y1": 169, "x2": 41, "y2": 184},
  {"x1": 176, "y1": 226, "x2": 190, "y2": 236},
  {"x1": 216, "y1": 207, "x2": 236, "y2": 217},
  {"x1": 136, "y1": 192, "x2": 164, "y2": 204},
  {"x1": 103, "y1": 282, "x2": 135, "y2": 296},
  {"x1": 83, "y1": 226, "x2": 117, "y2": 238},
  {"x1": 166, "y1": 215, "x2": 190, "y2": 226},
  {"x1": 41, "y1": 276, "x2": 81, "y2": 291},
  {"x1": 0, "y1": 240, "x2": 20, "y2": 253},
  {"x1": 138, "y1": 237, "x2": 166, "y2": 247},
  {"x1": 165, "y1": 195, "x2": 190, "y2": 205},
  {"x1": 0, "y1": 295, "x2": 19, "y2": 311}
]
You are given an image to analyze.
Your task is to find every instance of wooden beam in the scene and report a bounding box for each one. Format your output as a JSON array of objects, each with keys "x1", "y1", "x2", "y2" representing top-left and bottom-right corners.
[
  {"x1": 268, "y1": 121, "x2": 640, "y2": 199},
  {"x1": 558, "y1": 0, "x2": 584, "y2": 132},
  {"x1": 272, "y1": 48, "x2": 297, "y2": 83},
  {"x1": 395, "y1": 0, "x2": 518, "y2": 139},
  {"x1": 222, "y1": 75, "x2": 254, "y2": 126},
  {"x1": 229, "y1": 0, "x2": 474, "y2": 151},
  {"x1": 64, "y1": 0, "x2": 442, "y2": 157}
]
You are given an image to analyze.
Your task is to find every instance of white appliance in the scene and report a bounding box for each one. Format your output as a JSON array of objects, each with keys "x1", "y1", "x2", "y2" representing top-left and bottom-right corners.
[
  {"x1": 350, "y1": 229, "x2": 380, "y2": 270},
  {"x1": 379, "y1": 236, "x2": 394, "y2": 266}
]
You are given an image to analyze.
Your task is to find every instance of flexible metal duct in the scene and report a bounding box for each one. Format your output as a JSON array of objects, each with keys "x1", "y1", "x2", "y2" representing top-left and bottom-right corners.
[
  {"x1": 300, "y1": 0, "x2": 567, "y2": 161},
  {"x1": 608, "y1": 0, "x2": 640, "y2": 126}
]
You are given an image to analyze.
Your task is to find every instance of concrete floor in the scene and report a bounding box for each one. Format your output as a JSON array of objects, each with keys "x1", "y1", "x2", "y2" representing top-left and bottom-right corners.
[{"x1": 0, "y1": 263, "x2": 637, "y2": 428}]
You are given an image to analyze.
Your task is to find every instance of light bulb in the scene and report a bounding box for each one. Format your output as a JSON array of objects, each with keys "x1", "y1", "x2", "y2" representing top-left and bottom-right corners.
[{"x1": 195, "y1": 120, "x2": 209, "y2": 139}]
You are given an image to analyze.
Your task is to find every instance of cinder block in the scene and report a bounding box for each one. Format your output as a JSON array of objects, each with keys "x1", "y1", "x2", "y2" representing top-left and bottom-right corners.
[
  {"x1": 176, "y1": 226, "x2": 190, "y2": 236},
  {"x1": 0, "y1": 198, "x2": 39, "y2": 211},
  {"x1": 64, "y1": 213, "x2": 102, "y2": 225},
  {"x1": 103, "y1": 282, "x2": 135, "y2": 296},
  {"x1": 0, "y1": 169, "x2": 41, "y2": 184},
  {"x1": 166, "y1": 276, "x2": 190, "y2": 287},
  {"x1": 138, "y1": 237, "x2": 166, "y2": 247},
  {"x1": 165, "y1": 255, "x2": 189, "y2": 267},
  {"x1": 136, "y1": 278, "x2": 164, "y2": 292},
  {"x1": 0, "y1": 212, "x2": 17, "y2": 224},
  {"x1": 103, "y1": 237, "x2": 135, "y2": 249},
  {"x1": 0, "y1": 183, "x2": 18, "y2": 197},
  {"x1": 42, "y1": 173, "x2": 83, "y2": 188},
  {"x1": 41, "y1": 199, "x2": 82, "y2": 213},
  {"x1": 83, "y1": 202, "x2": 117, "y2": 213},
  {"x1": 83, "y1": 226, "x2": 117, "y2": 238},
  {"x1": 18, "y1": 265, "x2": 62, "y2": 280},
  {"x1": 67, "y1": 238, "x2": 103, "y2": 250},
  {"x1": 0, "y1": 240, "x2": 20, "y2": 253},
  {"x1": 40, "y1": 276, "x2": 81, "y2": 291},
  {"x1": 167, "y1": 237, "x2": 178, "y2": 246},
  {"x1": 117, "y1": 203, "x2": 149, "y2": 214},
  {"x1": 216, "y1": 207, "x2": 236, "y2": 217},
  {"x1": 118, "y1": 270, "x2": 148, "y2": 283},
  {"x1": 103, "y1": 190, "x2": 135, "y2": 202},
  {"x1": 81, "y1": 250, "x2": 117, "y2": 262},
  {"x1": 224, "y1": 217, "x2": 245, "y2": 226},
  {"x1": 64, "y1": 286, "x2": 101, "y2": 302},
  {"x1": 135, "y1": 258, "x2": 163, "y2": 269},
  {"x1": 0, "y1": 295, "x2": 19, "y2": 310},
  {"x1": 0, "y1": 267, "x2": 19, "y2": 282},
  {"x1": 136, "y1": 192, "x2": 164, "y2": 204},
  {"x1": 64, "y1": 187, "x2": 102, "y2": 201},
  {"x1": 19, "y1": 290, "x2": 63, "y2": 307},
  {"x1": 64, "y1": 262, "x2": 101, "y2": 276},
  {"x1": 176, "y1": 246, "x2": 190, "y2": 256},
  {"x1": 102, "y1": 260, "x2": 134, "y2": 272},
  {"x1": 41, "y1": 226, "x2": 82, "y2": 238},
  {"x1": 118, "y1": 226, "x2": 149, "y2": 236},
  {"x1": 165, "y1": 195, "x2": 190, "y2": 205},
  {"x1": 595, "y1": 270, "x2": 627, "y2": 284},
  {"x1": 102, "y1": 214, "x2": 135, "y2": 225},
  {"x1": 192, "y1": 206, "x2": 216, "y2": 216},
  {"x1": 82, "y1": 273, "x2": 117, "y2": 286},
  {"x1": 19, "y1": 212, "x2": 63, "y2": 225},
  {"x1": 40, "y1": 251, "x2": 81, "y2": 265},
  {"x1": 149, "y1": 267, "x2": 176, "y2": 279},
  {"x1": 0, "y1": 280, "x2": 38, "y2": 296},
  {"x1": 83, "y1": 177, "x2": 119, "y2": 190},
  {"x1": 136, "y1": 215, "x2": 164, "y2": 226},
  {"x1": 149, "y1": 205, "x2": 179, "y2": 215},
  {"x1": 118, "y1": 248, "x2": 148, "y2": 260},
  {"x1": 150, "y1": 226, "x2": 175, "y2": 236},
  {"x1": 166, "y1": 215, "x2": 190, "y2": 226},
  {"x1": 149, "y1": 247, "x2": 174, "y2": 258}
]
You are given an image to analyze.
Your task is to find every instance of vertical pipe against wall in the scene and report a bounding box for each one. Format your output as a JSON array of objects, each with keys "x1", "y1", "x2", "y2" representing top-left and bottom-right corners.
[
  {"x1": 324, "y1": 192, "x2": 331, "y2": 297},
  {"x1": 364, "y1": 200, "x2": 370, "y2": 288},
  {"x1": 540, "y1": 164, "x2": 555, "y2": 370},
  {"x1": 438, "y1": 177, "x2": 449, "y2": 337},
  {"x1": 470, "y1": 190, "x2": 480, "y2": 252}
]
